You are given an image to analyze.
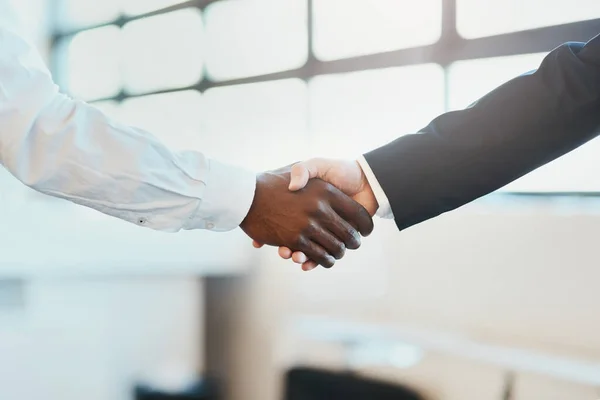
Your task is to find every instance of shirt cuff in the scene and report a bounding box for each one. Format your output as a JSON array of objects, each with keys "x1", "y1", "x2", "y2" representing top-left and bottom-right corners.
[
  {"x1": 185, "y1": 159, "x2": 257, "y2": 232},
  {"x1": 357, "y1": 155, "x2": 395, "y2": 219}
]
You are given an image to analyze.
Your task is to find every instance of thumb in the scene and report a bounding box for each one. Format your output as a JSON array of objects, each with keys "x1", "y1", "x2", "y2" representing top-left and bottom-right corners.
[{"x1": 289, "y1": 158, "x2": 329, "y2": 191}]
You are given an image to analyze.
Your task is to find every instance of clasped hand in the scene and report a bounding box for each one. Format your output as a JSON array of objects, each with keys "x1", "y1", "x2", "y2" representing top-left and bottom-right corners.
[{"x1": 240, "y1": 159, "x2": 378, "y2": 271}]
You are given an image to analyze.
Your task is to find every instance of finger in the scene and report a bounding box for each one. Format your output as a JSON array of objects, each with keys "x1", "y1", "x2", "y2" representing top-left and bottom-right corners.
[
  {"x1": 327, "y1": 186, "x2": 374, "y2": 237},
  {"x1": 252, "y1": 240, "x2": 264, "y2": 248},
  {"x1": 302, "y1": 260, "x2": 318, "y2": 271},
  {"x1": 292, "y1": 251, "x2": 308, "y2": 264},
  {"x1": 305, "y1": 224, "x2": 346, "y2": 260},
  {"x1": 296, "y1": 237, "x2": 336, "y2": 268},
  {"x1": 325, "y1": 213, "x2": 362, "y2": 250},
  {"x1": 278, "y1": 247, "x2": 293, "y2": 259},
  {"x1": 289, "y1": 163, "x2": 310, "y2": 191},
  {"x1": 289, "y1": 158, "x2": 331, "y2": 191}
]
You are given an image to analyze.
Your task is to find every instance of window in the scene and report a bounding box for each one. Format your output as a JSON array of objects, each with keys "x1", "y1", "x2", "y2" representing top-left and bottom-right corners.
[
  {"x1": 56, "y1": 0, "x2": 121, "y2": 30},
  {"x1": 122, "y1": 9, "x2": 204, "y2": 94},
  {"x1": 202, "y1": 79, "x2": 308, "y2": 171},
  {"x1": 122, "y1": 0, "x2": 188, "y2": 16},
  {"x1": 313, "y1": 0, "x2": 442, "y2": 60},
  {"x1": 51, "y1": 0, "x2": 600, "y2": 195},
  {"x1": 457, "y1": 0, "x2": 600, "y2": 38},
  {"x1": 502, "y1": 137, "x2": 600, "y2": 193},
  {"x1": 313, "y1": 0, "x2": 442, "y2": 61},
  {"x1": 61, "y1": 26, "x2": 122, "y2": 101},
  {"x1": 310, "y1": 65, "x2": 444, "y2": 159},
  {"x1": 448, "y1": 53, "x2": 547, "y2": 111},
  {"x1": 120, "y1": 91, "x2": 203, "y2": 150},
  {"x1": 204, "y1": 0, "x2": 308, "y2": 80}
]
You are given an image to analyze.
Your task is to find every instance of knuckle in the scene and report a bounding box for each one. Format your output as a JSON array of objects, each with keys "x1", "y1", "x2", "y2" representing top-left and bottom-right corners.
[
  {"x1": 314, "y1": 180, "x2": 331, "y2": 196},
  {"x1": 309, "y1": 201, "x2": 327, "y2": 217},
  {"x1": 293, "y1": 236, "x2": 308, "y2": 249},
  {"x1": 320, "y1": 181, "x2": 333, "y2": 192},
  {"x1": 323, "y1": 184, "x2": 338, "y2": 198},
  {"x1": 317, "y1": 199, "x2": 330, "y2": 214},
  {"x1": 301, "y1": 221, "x2": 317, "y2": 236}
]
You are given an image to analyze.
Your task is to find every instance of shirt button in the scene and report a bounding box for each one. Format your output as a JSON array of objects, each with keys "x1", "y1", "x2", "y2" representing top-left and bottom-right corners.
[
  {"x1": 137, "y1": 217, "x2": 147, "y2": 225},
  {"x1": 206, "y1": 222, "x2": 215, "y2": 230}
]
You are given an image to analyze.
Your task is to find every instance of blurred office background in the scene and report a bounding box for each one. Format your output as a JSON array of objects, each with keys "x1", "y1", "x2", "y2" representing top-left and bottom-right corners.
[{"x1": 1, "y1": 0, "x2": 600, "y2": 399}]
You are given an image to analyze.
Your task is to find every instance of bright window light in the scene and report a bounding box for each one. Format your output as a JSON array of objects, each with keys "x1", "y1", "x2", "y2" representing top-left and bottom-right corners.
[
  {"x1": 313, "y1": 0, "x2": 442, "y2": 61},
  {"x1": 122, "y1": 9, "x2": 204, "y2": 94},
  {"x1": 457, "y1": 0, "x2": 600, "y2": 38}
]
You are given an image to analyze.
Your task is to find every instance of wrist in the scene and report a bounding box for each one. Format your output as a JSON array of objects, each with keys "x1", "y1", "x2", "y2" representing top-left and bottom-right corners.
[
  {"x1": 355, "y1": 156, "x2": 394, "y2": 220},
  {"x1": 240, "y1": 172, "x2": 262, "y2": 233}
]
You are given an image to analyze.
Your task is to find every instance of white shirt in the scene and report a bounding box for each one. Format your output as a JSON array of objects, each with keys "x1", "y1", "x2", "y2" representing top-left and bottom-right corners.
[
  {"x1": 357, "y1": 156, "x2": 394, "y2": 220},
  {"x1": 0, "y1": 26, "x2": 256, "y2": 232}
]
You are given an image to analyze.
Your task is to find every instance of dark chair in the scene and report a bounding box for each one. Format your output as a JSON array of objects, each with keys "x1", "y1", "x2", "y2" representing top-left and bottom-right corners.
[
  {"x1": 134, "y1": 379, "x2": 219, "y2": 400},
  {"x1": 284, "y1": 367, "x2": 425, "y2": 400}
]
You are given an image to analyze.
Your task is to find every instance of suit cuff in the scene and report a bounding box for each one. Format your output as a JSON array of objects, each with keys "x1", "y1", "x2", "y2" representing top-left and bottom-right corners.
[
  {"x1": 357, "y1": 156, "x2": 394, "y2": 219},
  {"x1": 185, "y1": 159, "x2": 256, "y2": 232}
]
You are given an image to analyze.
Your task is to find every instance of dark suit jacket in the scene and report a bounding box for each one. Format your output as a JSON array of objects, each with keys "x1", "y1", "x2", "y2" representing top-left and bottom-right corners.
[{"x1": 364, "y1": 34, "x2": 600, "y2": 231}]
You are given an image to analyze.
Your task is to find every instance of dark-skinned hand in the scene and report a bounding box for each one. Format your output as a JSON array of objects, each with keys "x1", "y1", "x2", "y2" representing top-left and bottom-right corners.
[{"x1": 240, "y1": 167, "x2": 374, "y2": 268}]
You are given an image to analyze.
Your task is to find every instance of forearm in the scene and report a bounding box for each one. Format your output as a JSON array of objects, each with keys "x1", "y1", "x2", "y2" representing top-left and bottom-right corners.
[
  {"x1": 5, "y1": 94, "x2": 255, "y2": 231},
  {"x1": 365, "y1": 35, "x2": 600, "y2": 231},
  {"x1": 0, "y1": 27, "x2": 256, "y2": 232}
]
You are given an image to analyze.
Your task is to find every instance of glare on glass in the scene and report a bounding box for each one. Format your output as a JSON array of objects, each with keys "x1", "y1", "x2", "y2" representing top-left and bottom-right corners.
[
  {"x1": 122, "y1": 9, "x2": 204, "y2": 94},
  {"x1": 204, "y1": 0, "x2": 308, "y2": 81},
  {"x1": 202, "y1": 79, "x2": 309, "y2": 170},
  {"x1": 122, "y1": 0, "x2": 188, "y2": 16},
  {"x1": 120, "y1": 91, "x2": 203, "y2": 151},
  {"x1": 448, "y1": 53, "x2": 547, "y2": 111},
  {"x1": 57, "y1": 0, "x2": 121, "y2": 30},
  {"x1": 66, "y1": 26, "x2": 122, "y2": 101},
  {"x1": 309, "y1": 65, "x2": 445, "y2": 159},
  {"x1": 313, "y1": 0, "x2": 442, "y2": 61},
  {"x1": 457, "y1": 0, "x2": 600, "y2": 39}
]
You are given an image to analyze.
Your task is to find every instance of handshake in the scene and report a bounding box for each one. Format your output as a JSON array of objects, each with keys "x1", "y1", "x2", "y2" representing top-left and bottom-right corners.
[{"x1": 240, "y1": 158, "x2": 379, "y2": 272}]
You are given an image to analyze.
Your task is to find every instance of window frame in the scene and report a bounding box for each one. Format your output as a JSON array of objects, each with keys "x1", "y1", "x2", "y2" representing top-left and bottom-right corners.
[{"x1": 50, "y1": 0, "x2": 600, "y2": 196}]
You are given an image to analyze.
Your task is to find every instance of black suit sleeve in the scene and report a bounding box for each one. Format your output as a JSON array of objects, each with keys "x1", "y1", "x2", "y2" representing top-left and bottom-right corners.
[{"x1": 364, "y1": 34, "x2": 600, "y2": 231}]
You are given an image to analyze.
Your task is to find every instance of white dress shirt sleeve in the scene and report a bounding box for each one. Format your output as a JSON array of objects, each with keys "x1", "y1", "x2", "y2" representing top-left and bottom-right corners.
[
  {"x1": 0, "y1": 26, "x2": 256, "y2": 232},
  {"x1": 357, "y1": 155, "x2": 394, "y2": 219}
]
